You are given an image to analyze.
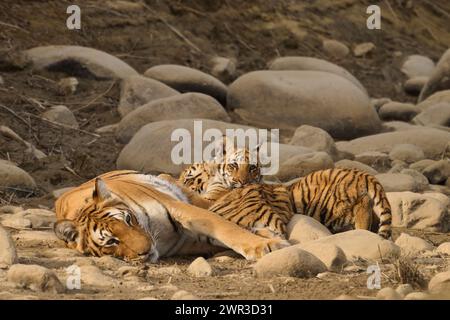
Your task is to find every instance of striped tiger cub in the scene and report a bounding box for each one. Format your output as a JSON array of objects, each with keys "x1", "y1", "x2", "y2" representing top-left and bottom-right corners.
[
  {"x1": 208, "y1": 183, "x2": 294, "y2": 240},
  {"x1": 181, "y1": 166, "x2": 392, "y2": 240},
  {"x1": 179, "y1": 137, "x2": 261, "y2": 202},
  {"x1": 288, "y1": 168, "x2": 392, "y2": 239}
]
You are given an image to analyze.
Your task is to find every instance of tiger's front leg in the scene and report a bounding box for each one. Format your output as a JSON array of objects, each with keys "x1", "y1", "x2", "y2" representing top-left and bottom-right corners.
[
  {"x1": 163, "y1": 199, "x2": 291, "y2": 260},
  {"x1": 157, "y1": 173, "x2": 213, "y2": 209}
]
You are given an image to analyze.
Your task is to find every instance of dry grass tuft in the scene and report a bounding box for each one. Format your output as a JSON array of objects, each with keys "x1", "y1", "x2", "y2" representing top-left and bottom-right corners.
[{"x1": 393, "y1": 256, "x2": 428, "y2": 289}]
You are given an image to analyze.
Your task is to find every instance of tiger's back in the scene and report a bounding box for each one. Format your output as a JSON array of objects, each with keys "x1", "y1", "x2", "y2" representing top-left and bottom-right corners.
[
  {"x1": 208, "y1": 183, "x2": 294, "y2": 239},
  {"x1": 288, "y1": 168, "x2": 392, "y2": 238}
]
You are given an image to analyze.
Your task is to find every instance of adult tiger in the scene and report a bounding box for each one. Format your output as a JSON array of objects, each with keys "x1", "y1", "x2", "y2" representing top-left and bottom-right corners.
[{"x1": 53, "y1": 170, "x2": 288, "y2": 263}]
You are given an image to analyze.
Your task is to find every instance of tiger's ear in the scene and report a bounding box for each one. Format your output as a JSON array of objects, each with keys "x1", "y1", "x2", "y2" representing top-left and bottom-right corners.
[
  {"x1": 54, "y1": 219, "x2": 79, "y2": 245},
  {"x1": 251, "y1": 143, "x2": 263, "y2": 163},
  {"x1": 252, "y1": 142, "x2": 262, "y2": 153},
  {"x1": 211, "y1": 134, "x2": 228, "y2": 162},
  {"x1": 93, "y1": 178, "x2": 112, "y2": 204}
]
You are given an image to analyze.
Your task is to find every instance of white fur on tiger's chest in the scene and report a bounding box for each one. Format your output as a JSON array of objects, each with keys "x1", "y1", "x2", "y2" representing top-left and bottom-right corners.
[{"x1": 132, "y1": 174, "x2": 193, "y2": 256}]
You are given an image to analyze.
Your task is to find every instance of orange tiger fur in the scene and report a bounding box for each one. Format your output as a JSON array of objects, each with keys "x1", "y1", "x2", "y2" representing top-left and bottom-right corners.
[
  {"x1": 288, "y1": 168, "x2": 392, "y2": 239},
  {"x1": 208, "y1": 183, "x2": 294, "y2": 239}
]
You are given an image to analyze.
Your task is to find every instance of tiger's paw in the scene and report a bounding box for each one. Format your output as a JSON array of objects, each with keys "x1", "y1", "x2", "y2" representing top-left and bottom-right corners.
[{"x1": 242, "y1": 238, "x2": 291, "y2": 261}]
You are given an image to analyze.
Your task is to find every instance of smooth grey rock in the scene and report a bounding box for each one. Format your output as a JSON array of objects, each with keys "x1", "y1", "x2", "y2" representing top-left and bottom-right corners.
[
  {"x1": 336, "y1": 128, "x2": 450, "y2": 160},
  {"x1": 116, "y1": 93, "x2": 230, "y2": 143},
  {"x1": 387, "y1": 192, "x2": 449, "y2": 232},
  {"x1": 42, "y1": 105, "x2": 78, "y2": 128},
  {"x1": 254, "y1": 246, "x2": 327, "y2": 278},
  {"x1": 144, "y1": 64, "x2": 228, "y2": 105},
  {"x1": 24, "y1": 45, "x2": 138, "y2": 79},
  {"x1": 268, "y1": 56, "x2": 366, "y2": 93},
  {"x1": 228, "y1": 70, "x2": 379, "y2": 139},
  {"x1": 118, "y1": 75, "x2": 179, "y2": 117},
  {"x1": 7, "y1": 264, "x2": 64, "y2": 293}
]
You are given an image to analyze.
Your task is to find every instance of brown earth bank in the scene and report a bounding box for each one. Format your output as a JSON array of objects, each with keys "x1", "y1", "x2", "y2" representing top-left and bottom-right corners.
[{"x1": 0, "y1": 0, "x2": 449, "y2": 300}]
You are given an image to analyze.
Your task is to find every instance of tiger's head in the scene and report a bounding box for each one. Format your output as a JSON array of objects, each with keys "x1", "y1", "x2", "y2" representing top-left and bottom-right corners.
[
  {"x1": 54, "y1": 178, "x2": 157, "y2": 264},
  {"x1": 179, "y1": 162, "x2": 215, "y2": 193},
  {"x1": 217, "y1": 143, "x2": 262, "y2": 188}
]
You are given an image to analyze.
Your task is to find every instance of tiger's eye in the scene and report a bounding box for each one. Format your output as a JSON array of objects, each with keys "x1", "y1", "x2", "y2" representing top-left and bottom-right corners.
[{"x1": 106, "y1": 238, "x2": 119, "y2": 246}]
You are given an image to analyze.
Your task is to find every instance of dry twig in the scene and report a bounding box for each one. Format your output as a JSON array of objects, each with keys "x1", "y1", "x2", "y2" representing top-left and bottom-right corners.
[
  {"x1": 23, "y1": 112, "x2": 100, "y2": 138},
  {"x1": 0, "y1": 20, "x2": 29, "y2": 33},
  {"x1": 73, "y1": 81, "x2": 116, "y2": 113}
]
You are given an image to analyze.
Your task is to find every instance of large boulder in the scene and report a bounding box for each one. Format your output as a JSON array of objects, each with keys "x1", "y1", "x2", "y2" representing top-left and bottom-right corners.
[
  {"x1": 227, "y1": 70, "x2": 380, "y2": 139},
  {"x1": 297, "y1": 230, "x2": 400, "y2": 261},
  {"x1": 419, "y1": 49, "x2": 450, "y2": 102},
  {"x1": 288, "y1": 125, "x2": 338, "y2": 158},
  {"x1": 268, "y1": 56, "x2": 366, "y2": 93},
  {"x1": 336, "y1": 128, "x2": 450, "y2": 160},
  {"x1": 118, "y1": 75, "x2": 179, "y2": 117},
  {"x1": 376, "y1": 173, "x2": 423, "y2": 192},
  {"x1": 116, "y1": 93, "x2": 230, "y2": 143},
  {"x1": 276, "y1": 152, "x2": 334, "y2": 181},
  {"x1": 334, "y1": 159, "x2": 378, "y2": 175},
  {"x1": 394, "y1": 233, "x2": 434, "y2": 256},
  {"x1": 23, "y1": 45, "x2": 138, "y2": 79},
  {"x1": 386, "y1": 192, "x2": 449, "y2": 232},
  {"x1": 0, "y1": 160, "x2": 36, "y2": 193},
  {"x1": 116, "y1": 119, "x2": 281, "y2": 175},
  {"x1": 144, "y1": 64, "x2": 228, "y2": 105},
  {"x1": 413, "y1": 102, "x2": 450, "y2": 127}
]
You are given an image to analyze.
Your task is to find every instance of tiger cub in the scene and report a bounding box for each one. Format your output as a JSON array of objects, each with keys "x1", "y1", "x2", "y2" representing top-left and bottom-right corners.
[
  {"x1": 288, "y1": 168, "x2": 392, "y2": 239},
  {"x1": 182, "y1": 166, "x2": 392, "y2": 240},
  {"x1": 179, "y1": 138, "x2": 261, "y2": 202}
]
